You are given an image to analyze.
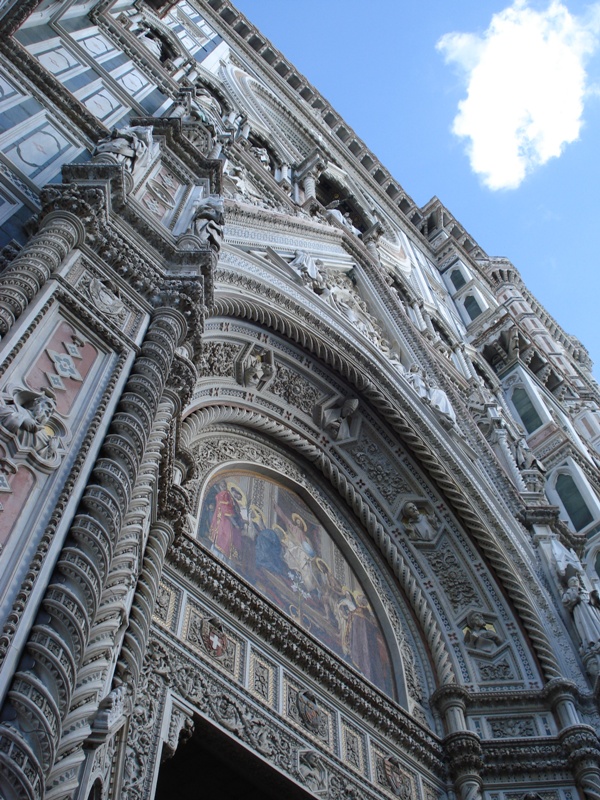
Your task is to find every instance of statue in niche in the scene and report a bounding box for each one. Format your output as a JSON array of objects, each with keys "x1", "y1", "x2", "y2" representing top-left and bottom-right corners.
[
  {"x1": 188, "y1": 195, "x2": 224, "y2": 251},
  {"x1": 325, "y1": 201, "x2": 362, "y2": 236},
  {"x1": 195, "y1": 83, "x2": 223, "y2": 123},
  {"x1": 406, "y1": 364, "x2": 428, "y2": 400},
  {"x1": 379, "y1": 339, "x2": 405, "y2": 375},
  {"x1": 562, "y1": 575, "x2": 600, "y2": 650},
  {"x1": 288, "y1": 250, "x2": 328, "y2": 293},
  {"x1": 93, "y1": 125, "x2": 154, "y2": 173},
  {"x1": 244, "y1": 353, "x2": 274, "y2": 388},
  {"x1": 252, "y1": 145, "x2": 271, "y2": 171},
  {"x1": 323, "y1": 276, "x2": 383, "y2": 344},
  {"x1": 426, "y1": 380, "x2": 458, "y2": 430},
  {"x1": 512, "y1": 430, "x2": 546, "y2": 473},
  {"x1": 400, "y1": 501, "x2": 437, "y2": 541},
  {"x1": 464, "y1": 610, "x2": 503, "y2": 652},
  {"x1": 323, "y1": 398, "x2": 359, "y2": 441},
  {"x1": 0, "y1": 388, "x2": 59, "y2": 460}
]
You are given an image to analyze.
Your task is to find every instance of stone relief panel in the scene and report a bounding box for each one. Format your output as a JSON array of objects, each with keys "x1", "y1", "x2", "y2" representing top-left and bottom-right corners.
[
  {"x1": 152, "y1": 579, "x2": 181, "y2": 632},
  {"x1": 284, "y1": 678, "x2": 335, "y2": 750},
  {"x1": 344, "y1": 430, "x2": 412, "y2": 508},
  {"x1": 268, "y1": 363, "x2": 320, "y2": 415},
  {"x1": 0, "y1": 312, "x2": 107, "y2": 557},
  {"x1": 182, "y1": 598, "x2": 244, "y2": 682},
  {"x1": 372, "y1": 743, "x2": 420, "y2": 799},
  {"x1": 197, "y1": 340, "x2": 242, "y2": 379},
  {"x1": 248, "y1": 649, "x2": 278, "y2": 708},
  {"x1": 341, "y1": 718, "x2": 367, "y2": 775},
  {"x1": 425, "y1": 540, "x2": 481, "y2": 615},
  {"x1": 487, "y1": 716, "x2": 538, "y2": 738}
]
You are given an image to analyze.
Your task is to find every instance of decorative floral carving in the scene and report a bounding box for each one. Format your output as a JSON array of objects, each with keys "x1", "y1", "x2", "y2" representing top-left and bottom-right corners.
[
  {"x1": 477, "y1": 659, "x2": 515, "y2": 682},
  {"x1": 425, "y1": 548, "x2": 480, "y2": 610},
  {"x1": 346, "y1": 436, "x2": 411, "y2": 503},
  {"x1": 488, "y1": 717, "x2": 536, "y2": 738},
  {"x1": 197, "y1": 341, "x2": 241, "y2": 378},
  {"x1": 269, "y1": 365, "x2": 320, "y2": 414}
]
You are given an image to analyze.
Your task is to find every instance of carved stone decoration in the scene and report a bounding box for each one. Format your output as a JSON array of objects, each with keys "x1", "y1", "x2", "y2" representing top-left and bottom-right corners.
[
  {"x1": 382, "y1": 755, "x2": 413, "y2": 798},
  {"x1": 298, "y1": 749, "x2": 328, "y2": 795},
  {"x1": 82, "y1": 276, "x2": 127, "y2": 321},
  {"x1": 463, "y1": 610, "x2": 503, "y2": 652},
  {"x1": 0, "y1": 308, "x2": 188, "y2": 800},
  {"x1": 285, "y1": 683, "x2": 331, "y2": 745},
  {"x1": 234, "y1": 343, "x2": 276, "y2": 390},
  {"x1": 183, "y1": 605, "x2": 238, "y2": 676},
  {"x1": 296, "y1": 690, "x2": 324, "y2": 735},
  {"x1": 197, "y1": 341, "x2": 241, "y2": 379},
  {"x1": 0, "y1": 386, "x2": 64, "y2": 468},
  {"x1": 315, "y1": 396, "x2": 359, "y2": 441},
  {"x1": 346, "y1": 435, "x2": 411, "y2": 504},
  {"x1": 426, "y1": 547, "x2": 480, "y2": 611},
  {"x1": 269, "y1": 365, "x2": 320, "y2": 415},
  {"x1": 0, "y1": 213, "x2": 84, "y2": 337},
  {"x1": 477, "y1": 658, "x2": 516, "y2": 682},
  {"x1": 186, "y1": 195, "x2": 224, "y2": 252},
  {"x1": 488, "y1": 717, "x2": 536, "y2": 738},
  {"x1": 92, "y1": 125, "x2": 155, "y2": 174},
  {"x1": 199, "y1": 617, "x2": 230, "y2": 661},
  {"x1": 400, "y1": 501, "x2": 438, "y2": 541},
  {"x1": 162, "y1": 707, "x2": 194, "y2": 762}
]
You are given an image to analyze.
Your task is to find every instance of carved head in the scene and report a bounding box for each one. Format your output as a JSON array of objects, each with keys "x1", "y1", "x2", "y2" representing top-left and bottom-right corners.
[{"x1": 403, "y1": 502, "x2": 420, "y2": 521}]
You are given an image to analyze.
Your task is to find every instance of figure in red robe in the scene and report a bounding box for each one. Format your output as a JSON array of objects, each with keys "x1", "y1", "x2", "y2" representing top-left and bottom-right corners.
[{"x1": 209, "y1": 480, "x2": 245, "y2": 562}]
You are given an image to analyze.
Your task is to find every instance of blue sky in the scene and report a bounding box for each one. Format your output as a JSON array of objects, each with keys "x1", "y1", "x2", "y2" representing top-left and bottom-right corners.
[{"x1": 232, "y1": 0, "x2": 600, "y2": 379}]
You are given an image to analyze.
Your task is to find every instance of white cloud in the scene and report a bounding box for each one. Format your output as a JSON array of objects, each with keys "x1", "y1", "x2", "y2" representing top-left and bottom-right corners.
[{"x1": 437, "y1": 1, "x2": 600, "y2": 190}]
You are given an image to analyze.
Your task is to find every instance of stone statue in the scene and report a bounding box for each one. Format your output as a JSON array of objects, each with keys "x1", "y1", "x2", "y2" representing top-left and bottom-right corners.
[
  {"x1": 513, "y1": 432, "x2": 546, "y2": 473},
  {"x1": 325, "y1": 201, "x2": 361, "y2": 236},
  {"x1": 189, "y1": 195, "x2": 224, "y2": 250},
  {"x1": 0, "y1": 388, "x2": 59, "y2": 459},
  {"x1": 195, "y1": 84, "x2": 223, "y2": 119},
  {"x1": 252, "y1": 145, "x2": 271, "y2": 170},
  {"x1": 93, "y1": 125, "x2": 153, "y2": 173},
  {"x1": 401, "y1": 501, "x2": 437, "y2": 541},
  {"x1": 562, "y1": 575, "x2": 600, "y2": 649},
  {"x1": 426, "y1": 380, "x2": 458, "y2": 429},
  {"x1": 242, "y1": 353, "x2": 273, "y2": 387},
  {"x1": 289, "y1": 250, "x2": 327, "y2": 292},
  {"x1": 406, "y1": 364, "x2": 428, "y2": 400},
  {"x1": 323, "y1": 398, "x2": 359, "y2": 440},
  {"x1": 379, "y1": 340, "x2": 405, "y2": 374},
  {"x1": 464, "y1": 610, "x2": 502, "y2": 651}
]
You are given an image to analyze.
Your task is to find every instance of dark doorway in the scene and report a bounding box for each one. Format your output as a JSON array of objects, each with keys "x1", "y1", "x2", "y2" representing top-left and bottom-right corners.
[{"x1": 155, "y1": 714, "x2": 316, "y2": 800}]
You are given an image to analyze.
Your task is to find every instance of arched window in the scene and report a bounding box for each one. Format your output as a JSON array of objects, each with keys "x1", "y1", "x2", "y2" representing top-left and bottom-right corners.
[
  {"x1": 463, "y1": 294, "x2": 483, "y2": 321},
  {"x1": 450, "y1": 268, "x2": 466, "y2": 290},
  {"x1": 511, "y1": 387, "x2": 543, "y2": 433},
  {"x1": 555, "y1": 473, "x2": 593, "y2": 531},
  {"x1": 198, "y1": 469, "x2": 395, "y2": 697}
]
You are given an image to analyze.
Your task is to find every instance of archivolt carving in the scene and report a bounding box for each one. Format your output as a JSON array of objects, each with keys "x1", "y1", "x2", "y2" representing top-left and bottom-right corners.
[{"x1": 209, "y1": 284, "x2": 561, "y2": 682}]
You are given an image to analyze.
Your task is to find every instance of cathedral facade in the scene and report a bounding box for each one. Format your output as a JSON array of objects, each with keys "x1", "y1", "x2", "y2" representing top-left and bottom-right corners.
[{"x1": 0, "y1": 1, "x2": 600, "y2": 799}]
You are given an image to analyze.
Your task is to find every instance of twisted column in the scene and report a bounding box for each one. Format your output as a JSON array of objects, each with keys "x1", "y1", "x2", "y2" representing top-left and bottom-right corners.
[
  {"x1": 0, "y1": 212, "x2": 84, "y2": 337},
  {"x1": 0, "y1": 307, "x2": 186, "y2": 800}
]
